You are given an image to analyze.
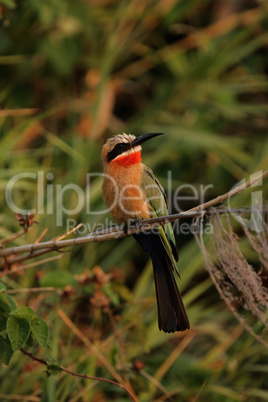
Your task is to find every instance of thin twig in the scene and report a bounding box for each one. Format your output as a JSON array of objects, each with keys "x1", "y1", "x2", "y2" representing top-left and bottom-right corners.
[
  {"x1": 34, "y1": 228, "x2": 48, "y2": 244},
  {"x1": 0, "y1": 255, "x2": 63, "y2": 278},
  {"x1": 6, "y1": 287, "x2": 60, "y2": 294},
  {"x1": 54, "y1": 223, "x2": 84, "y2": 241},
  {"x1": 57, "y1": 309, "x2": 133, "y2": 387},
  {"x1": 0, "y1": 170, "x2": 267, "y2": 268},
  {"x1": 187, "y1": 170, "x2": 268, "y2": 213},
  {"x1": 0, "y1": 108, "x2": 38, "y2": 117},
  {"x1": 20, "y1": 348, "x2": 137, "y2": 402},
  {"x1": 0, "y1": 394, "x2": 40, "y2": 401},
  {"x1": 0, "y1": 229, "x2": 26, "y2": 246},
  {"x1": 0, "y1": 248, "x2": 59, "y2": 269}
]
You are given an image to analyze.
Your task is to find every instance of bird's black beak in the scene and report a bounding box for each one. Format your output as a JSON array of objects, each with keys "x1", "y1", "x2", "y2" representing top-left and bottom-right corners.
[{"x1": 131, "y1": 132, "x2": 164, "y2": 148}]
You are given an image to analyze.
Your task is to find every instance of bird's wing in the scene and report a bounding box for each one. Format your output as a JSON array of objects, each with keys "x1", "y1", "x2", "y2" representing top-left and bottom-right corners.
[{"x1": 140, "y1": 165, "x2": 179, "y2": 266}]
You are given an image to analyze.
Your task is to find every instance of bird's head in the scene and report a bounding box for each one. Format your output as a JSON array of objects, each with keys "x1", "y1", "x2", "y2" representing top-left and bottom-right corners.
[{"x1": 102, "y1": 132, "x2": 163, "y2": 168}]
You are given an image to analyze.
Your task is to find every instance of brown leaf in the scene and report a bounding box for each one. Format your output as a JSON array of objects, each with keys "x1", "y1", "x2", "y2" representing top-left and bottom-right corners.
[{"x1": 90, "y1": 290, "x2": 110, "y2": 309}]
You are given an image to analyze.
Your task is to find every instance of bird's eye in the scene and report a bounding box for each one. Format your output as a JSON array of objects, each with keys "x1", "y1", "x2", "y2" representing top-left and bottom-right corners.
[
  {"x1": 114, "y1": 143, "x2": 126, "y2": 152},
  {"x1": 107, "y1": 142, "x2": 128, "y2": 162}
]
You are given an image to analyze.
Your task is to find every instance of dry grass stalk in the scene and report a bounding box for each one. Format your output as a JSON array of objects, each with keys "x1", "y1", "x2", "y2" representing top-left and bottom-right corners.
[{"x1": 195, "y1": 208, "x2": 268, "y2": 345}]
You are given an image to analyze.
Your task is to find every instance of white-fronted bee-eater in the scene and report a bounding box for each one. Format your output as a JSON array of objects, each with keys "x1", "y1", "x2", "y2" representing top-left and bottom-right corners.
[{"x1": 102, "y1": 132, "x2": 190, "y2": 333}]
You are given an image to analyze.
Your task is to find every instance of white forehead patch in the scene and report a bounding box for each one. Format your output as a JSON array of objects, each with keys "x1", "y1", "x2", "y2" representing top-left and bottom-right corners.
[
  {"x1": 106, "y1": 133, "x2": 136, "y2": 150},
  {"x1": 115, "y1": 133, "x2": 136, "y2": 144}
]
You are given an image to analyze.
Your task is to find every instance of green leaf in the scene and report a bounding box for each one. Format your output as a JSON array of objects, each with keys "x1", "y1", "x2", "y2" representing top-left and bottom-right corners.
[
  {"x1": 26, "y1": 333, "x2": 34, "y2": 347},
  {"x1": 7, "y1": 316, "x2": 31, "y2": 351},
  {"x1": 0, "y1": 294, "x2": 10, "y2": 313},
  {"x1": 0, "y1": 315, "x2": 7, "y2": 332},
  {"x1": 0, "y1": 282, "x2": 6, "y2": 292},
  {"x1": 0, "y1": 293, "x2": 16, "y2": 313},
  {"x1": 5, "y1": 295, "x2": 17, "y2": 312},
  {"x1": 31, "y1": 318, "x2": 49, "y2": 349},
  {"x1": 0, "y1": 336, "x2": 14, "y2": 365},
  {"x1": 11, "y1": 306, "x2": 36, "y2": 321},
  {"x1": 46, "y1": 364, "x2": 63, "y2": 377},
  {"x1": 46, "y1": 337, "x2": 53, "y2": 351}
]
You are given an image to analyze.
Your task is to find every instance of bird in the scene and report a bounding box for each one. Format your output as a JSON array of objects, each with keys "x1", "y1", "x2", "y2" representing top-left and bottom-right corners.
[{"x1": 102, "y1": 132, "x2": 190, "y2": 333}]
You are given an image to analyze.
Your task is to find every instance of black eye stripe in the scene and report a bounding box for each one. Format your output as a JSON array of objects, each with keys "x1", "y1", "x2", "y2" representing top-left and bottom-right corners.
[{"x1": 107, "y1": 142, "x2": 130, "y2": 162}]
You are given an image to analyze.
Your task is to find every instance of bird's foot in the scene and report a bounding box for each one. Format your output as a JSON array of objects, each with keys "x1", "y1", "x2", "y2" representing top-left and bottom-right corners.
[
  {"x1": 133, "y1": 218, "x2": 141, "y2": 234},
  {"x1": 123, "y1": 219, "x2": 141, "y2": 236},
  {"x1": 123, "y1": 223, "x2": 130, "y2": 236}
]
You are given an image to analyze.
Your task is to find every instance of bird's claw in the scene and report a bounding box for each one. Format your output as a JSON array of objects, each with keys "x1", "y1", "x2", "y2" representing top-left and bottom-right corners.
[
  {"x1": 123, "y1": 219, "x2": 140, "y2": 236},
  {"x1": 123, "y1": 223, "x2": 130, "y2": 236},
  {"x1": 133, "y1": 218, "x2": 141, "y2": 234}
]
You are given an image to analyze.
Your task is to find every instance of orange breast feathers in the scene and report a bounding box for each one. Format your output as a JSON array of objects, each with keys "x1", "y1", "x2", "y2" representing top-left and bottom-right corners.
[
  {"x1": 102, "y1": 160, "x2": 151, "y2": 224},
  {"x1": 111, "y1": 150, "x2": 141, "y2": 167}
]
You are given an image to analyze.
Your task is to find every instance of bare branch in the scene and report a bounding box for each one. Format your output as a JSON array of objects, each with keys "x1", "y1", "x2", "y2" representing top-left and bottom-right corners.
[
  {"x1": 0, "y1": 255, "x2": 63, "y2": 278},
  {"x1": 0, "y1": 170, "x2": 267, "y2": 269},
  {"x1": 6, "y1": 287, "x2": 60, "y2": 294},
  {"x1": 20, "y1": 348, "x2": 137, "y2": 402},
  {"x1": 0, "y1": 211, "x2": 204, "y2": 267}
]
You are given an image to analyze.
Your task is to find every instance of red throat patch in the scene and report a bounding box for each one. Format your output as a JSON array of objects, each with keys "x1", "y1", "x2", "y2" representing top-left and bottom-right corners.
[{"x1": 112, "y1": 151, "x2": 141, "y2": 167}]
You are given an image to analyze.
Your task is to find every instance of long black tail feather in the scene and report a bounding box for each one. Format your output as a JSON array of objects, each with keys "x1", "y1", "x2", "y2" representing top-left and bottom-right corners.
[{"x1": 133, "y1": 231, "x2": 190, "y2": 333}]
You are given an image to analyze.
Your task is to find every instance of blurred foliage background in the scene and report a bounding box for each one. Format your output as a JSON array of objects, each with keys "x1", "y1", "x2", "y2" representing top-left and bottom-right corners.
[{"x1": 0, "y1": 0, "x2": 268, "y2": 401}]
